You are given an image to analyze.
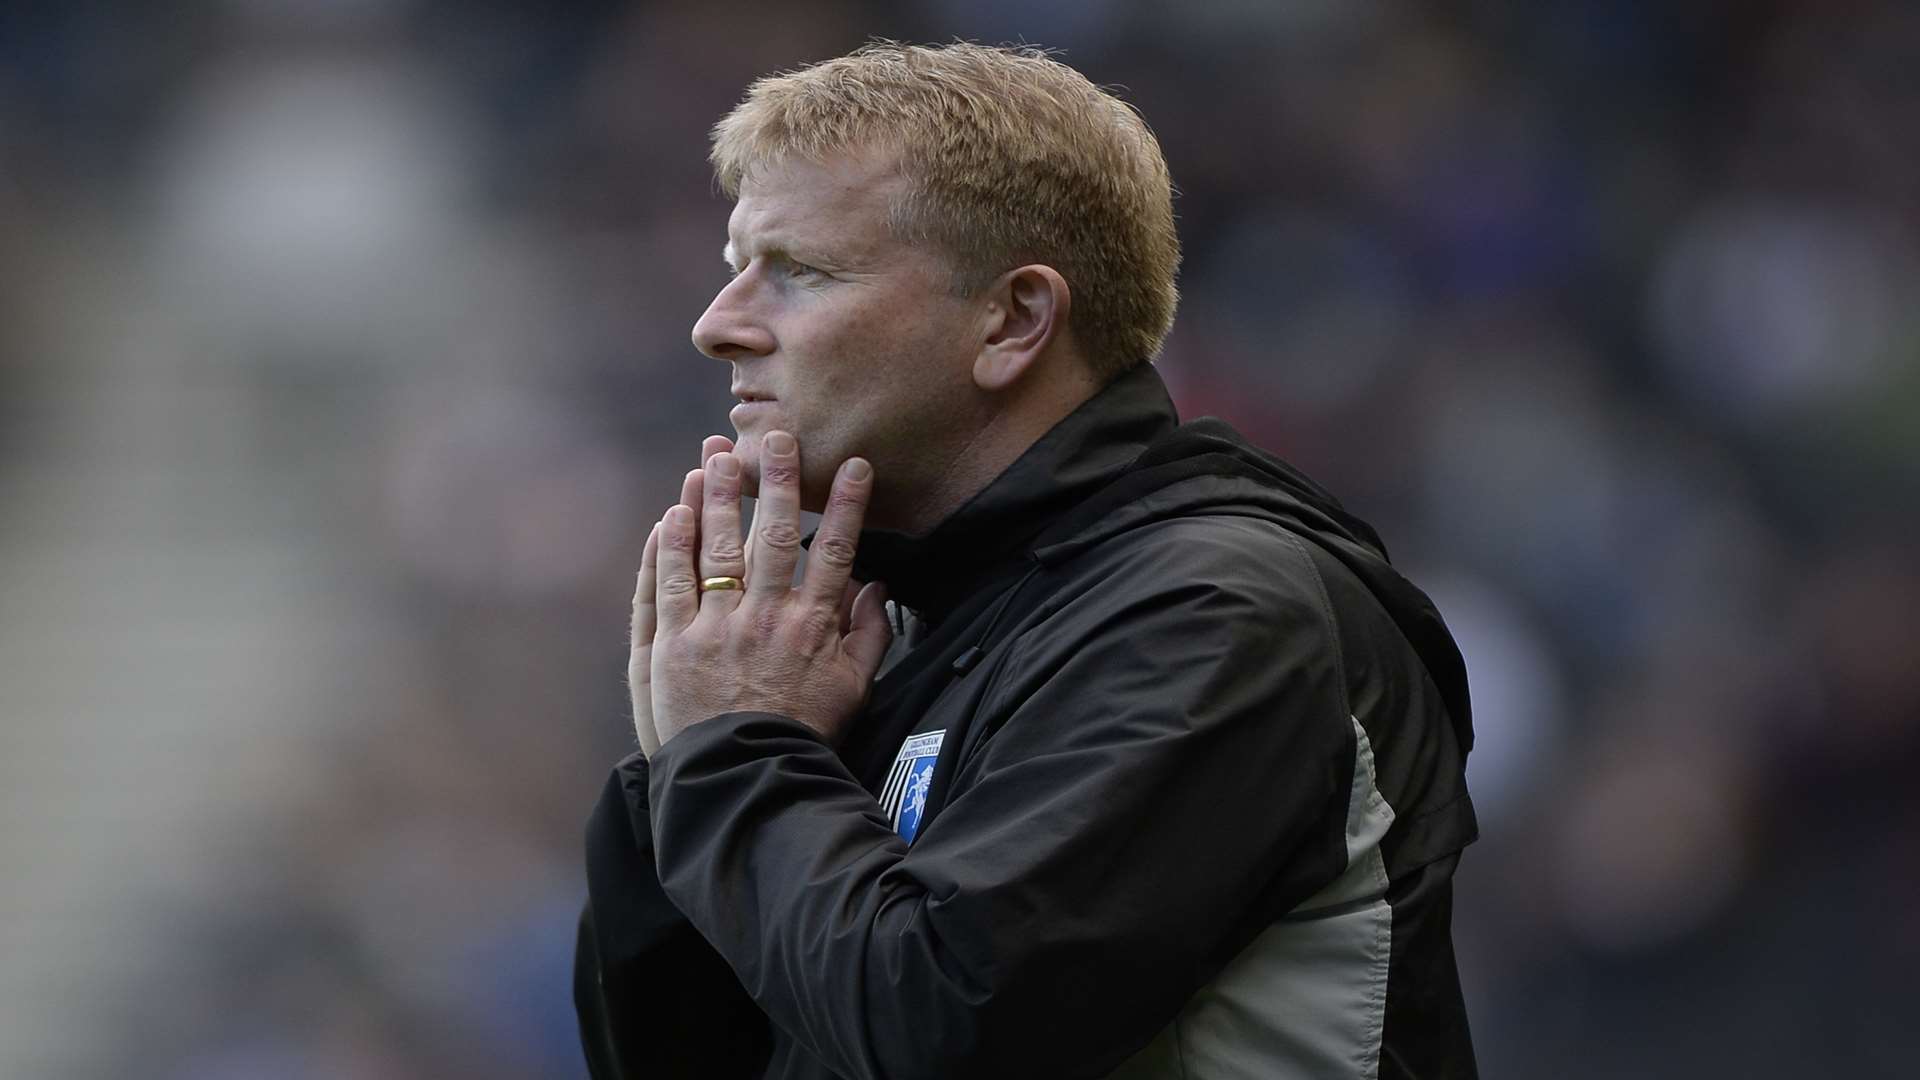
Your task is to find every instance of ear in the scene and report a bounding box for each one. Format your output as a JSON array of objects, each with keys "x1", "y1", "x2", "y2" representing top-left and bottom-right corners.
[{"x1": 972, "y1": 264, "x2": 1070, "y2": 392}]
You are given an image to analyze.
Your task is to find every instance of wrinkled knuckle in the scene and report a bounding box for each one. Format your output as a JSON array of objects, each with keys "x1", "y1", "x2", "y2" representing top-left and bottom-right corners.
[
  {"x1": 658, "y1": 573, "x2": 700, "y2": 598},
  {"x1": 762, "y1": 461, "x2": 801, "y2": 487},
  {"x1": 827, "y1": 487, "x2": 866, "y2": 518},
  {"x1": 812, "y1": 535, "x2": 857, "y2": 568},
  {"x1": 705, "y1": 538, "x2": 745, "y2": 564},
  {"x1": 758, "y1": 522, "x2": 803, "y2": 551}
]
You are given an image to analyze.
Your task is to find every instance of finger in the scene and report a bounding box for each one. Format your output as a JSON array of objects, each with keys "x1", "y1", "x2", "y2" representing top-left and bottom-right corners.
[
  {"x1": 798, "y1": 457, "x2": 871, "y2": 613},
  {"x1": 655, "y1": 504, "x2": 701, "y2": 632},
  {"x1": 630, "y1": 524, "x2": 661, "y2": 756},
  {"x1": 699, "y1": 452, "x2": 748, "y2": 598},
  {"x1": 680, "y1": 467, "x2": 704, "y2": 521},
  {"x1": 745, "y1": 430, "x2": 803, "y2": 599},
  {"x1": 632, "y1": 522, "x2": 661, "y2": 649},
  {"x1": 843, "y1": 580, "x2": 893, "y2": 682},
  {"x1": 838, "y1": 577, "x2": 861, "y2": 634},
  {"x1": 702, "y1": 432, "x2": 745, "y2": 575},
  {"x1": 676, "y1": 465, "x2": 706, "y2": 585}
]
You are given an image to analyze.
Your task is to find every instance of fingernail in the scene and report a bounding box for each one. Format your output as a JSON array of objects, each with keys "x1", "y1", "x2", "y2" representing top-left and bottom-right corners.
[
  {"x1": 668, "y1": 505, "x2": 693, "y2": 526},
  {"x1": 845, "y1": 458, "x2": 871, "y2": 481},
  {"x1": 711, "y1": 453, "x2": 739, "y2": 479},
  {"x1": 765, "y1": 431, "x2": 796, "y2": 455}
]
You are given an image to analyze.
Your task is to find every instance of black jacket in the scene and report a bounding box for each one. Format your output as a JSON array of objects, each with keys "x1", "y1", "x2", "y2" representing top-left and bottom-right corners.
[{"x1": 577, "y1": 363, "x2": 1478, "y2": 1079}]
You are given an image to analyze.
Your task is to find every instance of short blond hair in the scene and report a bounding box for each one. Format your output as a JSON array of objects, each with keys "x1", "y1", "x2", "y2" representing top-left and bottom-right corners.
[{"x1": 710, "y1": 41, "x2": 1180, "y2": 379}]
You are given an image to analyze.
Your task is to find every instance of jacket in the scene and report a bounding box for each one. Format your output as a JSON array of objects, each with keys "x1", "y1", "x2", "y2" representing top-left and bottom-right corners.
[{"x1": 576, "y1": 362, "x2": 1479, "y2": 1079}]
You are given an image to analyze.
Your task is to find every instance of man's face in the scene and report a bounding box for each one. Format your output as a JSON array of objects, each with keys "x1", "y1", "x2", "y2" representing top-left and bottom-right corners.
[{"x1": 691, "y1": 152, "x2": 986, "y2": 517}]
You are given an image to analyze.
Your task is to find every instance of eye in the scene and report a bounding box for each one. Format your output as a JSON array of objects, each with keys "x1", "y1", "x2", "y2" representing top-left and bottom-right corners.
[{"x1": 783, "y1": 259, "x2": 827, "y2": 280}]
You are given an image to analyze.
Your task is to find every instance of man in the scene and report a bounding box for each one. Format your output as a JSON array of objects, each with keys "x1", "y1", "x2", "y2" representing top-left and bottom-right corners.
[{"x1": 576, "y1": 41, "x2": 1478, "y2": 1079}]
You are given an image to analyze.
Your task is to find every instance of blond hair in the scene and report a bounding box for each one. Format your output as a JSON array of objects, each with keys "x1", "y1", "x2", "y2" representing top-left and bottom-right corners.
[{"x1": 710, "y1": 41, "x2": 1180, "y2": 379}]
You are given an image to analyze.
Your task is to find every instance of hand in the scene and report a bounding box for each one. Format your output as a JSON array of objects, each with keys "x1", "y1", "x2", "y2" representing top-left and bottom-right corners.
[
  {"x1": 645, "y1": 429, "x2": 893, "y2": 749},
  {"x1": 630, "y1": 434, "x2": 735, "y2": 756}
]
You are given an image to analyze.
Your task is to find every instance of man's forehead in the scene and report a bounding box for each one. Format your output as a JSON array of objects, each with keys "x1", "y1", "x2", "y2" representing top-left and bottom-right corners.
[{"x1": 724, "y1": 152, "x2": 903, "y2": 254}]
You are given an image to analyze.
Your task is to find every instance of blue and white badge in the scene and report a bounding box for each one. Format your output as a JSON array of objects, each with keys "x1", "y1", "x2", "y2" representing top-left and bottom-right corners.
[{"x1": 880, "y1": 730, "x2": 945, "y2": 843}]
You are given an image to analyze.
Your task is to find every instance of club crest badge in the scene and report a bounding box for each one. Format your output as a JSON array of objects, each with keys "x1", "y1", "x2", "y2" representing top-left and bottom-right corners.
[{"x1": 880, "y1": 730, "x2": 945, "y2": 843}]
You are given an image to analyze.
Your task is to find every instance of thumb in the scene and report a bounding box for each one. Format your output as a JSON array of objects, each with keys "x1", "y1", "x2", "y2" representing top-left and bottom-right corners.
[{"x1": 842, "y1": 580, "x2": 893, "y2": 680}]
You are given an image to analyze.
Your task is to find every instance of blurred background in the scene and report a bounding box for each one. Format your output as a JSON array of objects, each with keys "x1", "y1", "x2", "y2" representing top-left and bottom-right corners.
[{"x1": 2, "y1": 0, "x2": 1916, "y2": 1076}]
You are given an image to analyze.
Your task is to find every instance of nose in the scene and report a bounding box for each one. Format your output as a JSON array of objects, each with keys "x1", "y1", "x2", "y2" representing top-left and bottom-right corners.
[{"x1": 691, "y1": 273, "x2": 776, "y2": 362}]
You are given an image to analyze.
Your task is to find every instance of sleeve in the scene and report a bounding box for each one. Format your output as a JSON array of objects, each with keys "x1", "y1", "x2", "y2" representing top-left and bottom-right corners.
[
  {"x1": 647, "y1": 534, "x2": 1358, "y2": 1080},
  {"x1": 575, "y1": 751, "x2": 772, "y2": 1079}
]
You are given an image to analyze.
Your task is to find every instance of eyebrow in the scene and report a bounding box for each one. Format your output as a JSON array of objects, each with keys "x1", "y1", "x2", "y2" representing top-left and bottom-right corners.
[{"x1": 722, "y1": 239, "x2": 841, "y2": 274}]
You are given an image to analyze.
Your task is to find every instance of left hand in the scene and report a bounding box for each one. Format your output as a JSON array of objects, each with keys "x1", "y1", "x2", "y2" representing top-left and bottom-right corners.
[{"x1": 646, "y1": 429, "x2": 893, "y2": 748}]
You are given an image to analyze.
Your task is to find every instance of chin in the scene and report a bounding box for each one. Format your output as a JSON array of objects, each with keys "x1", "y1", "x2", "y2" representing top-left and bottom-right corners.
[{"x1": 731, "y1": 436, "x2": 765, "y2": 498}]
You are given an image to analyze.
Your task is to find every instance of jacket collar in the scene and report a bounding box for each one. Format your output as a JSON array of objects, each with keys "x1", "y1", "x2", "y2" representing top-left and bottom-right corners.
[{"x1": 848, "y1": 363, "x2": 1180, "y2": 622}]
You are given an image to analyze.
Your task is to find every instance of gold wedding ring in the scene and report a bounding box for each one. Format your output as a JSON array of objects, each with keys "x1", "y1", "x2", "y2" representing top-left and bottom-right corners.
[{"x1": 699, "y1": 575, "x2": 746, "y2": 592}]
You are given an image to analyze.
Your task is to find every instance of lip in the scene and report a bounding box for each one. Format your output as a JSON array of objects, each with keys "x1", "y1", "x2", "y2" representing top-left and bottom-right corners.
[{"x1": 729, "y1": 399, "x2": 776, "y2": 425}]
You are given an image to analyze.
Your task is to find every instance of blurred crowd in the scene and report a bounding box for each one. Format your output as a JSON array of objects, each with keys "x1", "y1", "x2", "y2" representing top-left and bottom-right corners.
[{"x1": 2, "y1": 1, "x2": 1915, "y2": 1077}]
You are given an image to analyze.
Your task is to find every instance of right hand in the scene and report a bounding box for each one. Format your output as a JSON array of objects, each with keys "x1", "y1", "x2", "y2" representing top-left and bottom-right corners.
[{"x1": 631, "y1": 434, "x2": 734, "y2": 756}]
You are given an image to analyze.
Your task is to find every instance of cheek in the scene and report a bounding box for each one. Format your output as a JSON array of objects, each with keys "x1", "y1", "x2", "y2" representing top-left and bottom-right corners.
[{"x1": 782, "y1": 296, "x2": 968, "y2": 444}]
